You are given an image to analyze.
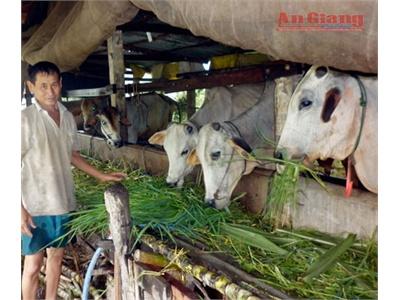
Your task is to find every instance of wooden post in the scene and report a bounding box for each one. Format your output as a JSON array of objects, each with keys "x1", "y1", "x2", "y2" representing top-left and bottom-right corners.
[
  {"x1": 274, "y1": 76, "x2": 295, "y2": 141},
  {"x1": 104, "y1": 183, "x2": 135, "y2": 300},
  {"x1": 107, "y1": 30, "x2": 128, "y2": 142},
  {"x1": 186, "y1": 90, "x2": 196, "y2": 119}
]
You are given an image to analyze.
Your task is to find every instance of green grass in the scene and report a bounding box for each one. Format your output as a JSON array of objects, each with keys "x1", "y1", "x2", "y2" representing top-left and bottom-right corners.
[{"x1": 68, "y1": 158, "x2": 377, "y2": 299}]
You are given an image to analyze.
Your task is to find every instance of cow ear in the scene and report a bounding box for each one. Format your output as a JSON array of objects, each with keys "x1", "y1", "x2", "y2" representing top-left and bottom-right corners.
[
  {"x1": 187, "y1": 149, "x2": 200, "y2": 166},
  {"x1": 120, "y1": 117, "x2": 131, "y2": 127},
  {"x1": 149, "y1": 131, "x2": 166, "y2": 145},
  {"x1": 321, "y1": 87, "x2": 341, "y2": 122},
  {"x1": 315, "y1": 66, "x2": 328, "y2": 78},
  {"x1": 228, "y1": 138, "x2": 252, "y2": 159}
]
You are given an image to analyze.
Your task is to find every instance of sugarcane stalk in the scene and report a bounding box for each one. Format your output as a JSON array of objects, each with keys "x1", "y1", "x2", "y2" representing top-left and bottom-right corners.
[
  {"x1": 41, "y1": 258, "x2": 98, "y2": 299},
  {"x1": 174, "y1": 236, "x2": 292, "y2": 299},
  {"x1": 133, "y1": 249, "x2": 170, "y2": 267},
  {"x1": 39, "y1": 272, "x2": 71, "y2": 300},
  {"x1": 61, "y1": 264, "x2": 83, "y2": 285},
  {"x1": 134, "y1": 249, "x2": 192, "y2": 287},
  {"x1": 141, "y1": 234, "x2": 261, "y2": 300}
]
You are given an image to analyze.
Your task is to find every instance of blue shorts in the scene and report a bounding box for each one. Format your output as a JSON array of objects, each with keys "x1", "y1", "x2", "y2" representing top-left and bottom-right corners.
[{"x1": 21, "y1": 214, "x2": 75, "y2": 256}]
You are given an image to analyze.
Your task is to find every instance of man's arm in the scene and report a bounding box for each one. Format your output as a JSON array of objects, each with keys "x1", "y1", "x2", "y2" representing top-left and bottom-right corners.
[
  {"x1": 21, "y1": 204, "x2": 36, "y2": 237},
  {"x1": 71, "y1": 151, "x2": 126, "y2": 182}
]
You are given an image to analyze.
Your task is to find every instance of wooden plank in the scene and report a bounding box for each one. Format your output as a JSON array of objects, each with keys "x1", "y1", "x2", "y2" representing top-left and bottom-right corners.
[{"x1": 66, "y1": 85, "x2": 115, "y2": 98}]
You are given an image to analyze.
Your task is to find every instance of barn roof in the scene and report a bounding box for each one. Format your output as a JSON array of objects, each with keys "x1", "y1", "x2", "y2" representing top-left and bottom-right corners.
[{"x1": 22, "y1": 0, "x2": 377, "y2": 88}]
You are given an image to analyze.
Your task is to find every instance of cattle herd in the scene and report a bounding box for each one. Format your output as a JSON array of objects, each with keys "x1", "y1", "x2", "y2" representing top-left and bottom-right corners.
[{"x1": 69, "y1": 66, "x2": 378, "y2": 209}]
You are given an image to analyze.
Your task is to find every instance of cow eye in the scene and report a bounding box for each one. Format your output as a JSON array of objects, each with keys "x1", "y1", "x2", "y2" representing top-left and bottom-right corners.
[
  {"x1": 299, "y1": 98, "x2": 313, "y2": 110},
  {"x1": 101, "y1": 120, "x2": 107, "y2": 126},
  {"x1": 211, "y1": 151, "x2": 221, "y2": 161},
  {"x1": 91, "y1": 106, "x2": 96, "y2": 112},
  {"x1": 181, "y1": 149, "x2": 189, "y2": 156}
]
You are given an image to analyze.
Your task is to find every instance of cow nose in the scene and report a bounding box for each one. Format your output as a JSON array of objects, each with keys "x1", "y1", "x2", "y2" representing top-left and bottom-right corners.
[
  {"x1": 115, "y1": 141, "x2": 123, "y2": 148},
  {"x1": 168, "y1": 182, "x2": 178, "y2": 187},
  {"x1": 205, "y1": 198, "x2": 215, "y2": 208},
  {"x1": 274, "y1": 150, "x2": 284, "y2": 160}
]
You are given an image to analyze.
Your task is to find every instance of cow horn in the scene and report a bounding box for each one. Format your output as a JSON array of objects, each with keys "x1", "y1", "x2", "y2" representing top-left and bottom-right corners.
[
  {"x1": 212, "y1": 122, "x2": 221, "y2": 131},
  {"x1": 315, "y1": 66, "x2": 328, "y2": 78}
]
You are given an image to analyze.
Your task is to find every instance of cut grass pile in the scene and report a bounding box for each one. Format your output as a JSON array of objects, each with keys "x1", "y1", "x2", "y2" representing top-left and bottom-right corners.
[{"x1": 68, "y1": 158, "x2": 377, "y2": 299}]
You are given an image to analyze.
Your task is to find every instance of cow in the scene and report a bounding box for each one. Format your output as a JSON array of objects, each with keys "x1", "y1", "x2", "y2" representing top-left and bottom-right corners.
[
  {"x1": 80, "y1": 98, "x2": 126, "y2": 147},
  {"x1": 186, "y1": 80, "x2": 280, "y2": 209},
  {"x1": 148, "y1": 84, "x2": 265, "y2": 187},
  {"x1": 275, "y1": 66, "x2": 377, "y2": 193},
  {"x1": 126, "y1": 93, "x2": 178, "y2": 144}
]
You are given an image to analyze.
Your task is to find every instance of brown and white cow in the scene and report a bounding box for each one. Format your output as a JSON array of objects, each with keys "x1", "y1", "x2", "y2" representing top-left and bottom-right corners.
[
  {"x1": 81, "y1": 98, "x2": 127, "y2": 147},
  {"x1": 276, "y1": 66, "x2": 377, "y2": 193},
  {"x1": 149, "y1": 84, "x2": 264, "y2": 187}
]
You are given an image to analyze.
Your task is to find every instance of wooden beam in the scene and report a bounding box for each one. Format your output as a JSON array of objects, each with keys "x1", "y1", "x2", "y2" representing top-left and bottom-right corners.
[
  {"x1": 117, "y1": 22, "x2": 195, "y2": 36},
  {"x1": 108, "y1": 30, "x2": 128, "y2": 142},
  {"x1": 126, "y1": 62, "x2": 306, "y2": 93},
  {"x1": 66, "y1": 62, "x2": 307, "y2": 97}
]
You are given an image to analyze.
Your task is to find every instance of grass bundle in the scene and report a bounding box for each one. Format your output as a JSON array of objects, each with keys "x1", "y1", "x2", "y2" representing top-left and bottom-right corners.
[{"x1": 68, "y1": 158, "x2": 377, "y2": 299}]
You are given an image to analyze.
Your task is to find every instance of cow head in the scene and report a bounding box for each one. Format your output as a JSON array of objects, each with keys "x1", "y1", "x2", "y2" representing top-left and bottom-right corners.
[
  {"x1": 81, "y1": 98, "x2": 128, "y2": 148},
  {"x1": 276, "y1": 65, "x2": 363, "y2": 163},
  {"x1": 81, "y1": 98, "x2": 101, "y2": 132},
  {"x1": 188, "y1": 122, "x2": 258, "y2": 209},
  {"x1": 149, "y1": 123, "x2": 198, "y2": 187},
  {"x1": 96, "y1": 107, "x2": 124, "y2": 148}
]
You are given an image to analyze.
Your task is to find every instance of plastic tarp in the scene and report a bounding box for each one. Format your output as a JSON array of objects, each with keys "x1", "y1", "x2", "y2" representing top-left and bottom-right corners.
[
  {"x1": 22, "y1": 0, "x2": 138, "y2": 72},
  {"x1": 22, "y1": 0, "x2": 377, "y2": 73},
  {"x1": 130, "y1": 0, "x2": 377, "y2": 73}
]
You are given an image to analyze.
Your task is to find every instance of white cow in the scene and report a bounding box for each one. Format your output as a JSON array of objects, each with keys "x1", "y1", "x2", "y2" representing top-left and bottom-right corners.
[
  {"x1": 149, "y1": 84, "x2": 264, "y2": 187},
  {"x1": 187, "y1": 80, "x2": 279, "y2": 209},
  {"x1": 276, "y1": 66, "x2": 377, "y2": 193}
]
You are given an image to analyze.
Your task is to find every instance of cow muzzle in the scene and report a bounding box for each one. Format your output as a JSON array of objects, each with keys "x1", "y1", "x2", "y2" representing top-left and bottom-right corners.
[
  {"x1": 106, "y1": 139, "x2": 123, "y2": 148},
  {"x1": 167, "y1": 181, "x2": 178, "y2": 187},
  {"x1": 205, "y1": 198, "x2": 216, "y2": 208}
]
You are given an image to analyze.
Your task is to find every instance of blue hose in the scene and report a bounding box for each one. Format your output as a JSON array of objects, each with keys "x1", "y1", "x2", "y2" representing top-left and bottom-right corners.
[{"x1": 82, "y1": 247, "x2": 104, "y2": 300}]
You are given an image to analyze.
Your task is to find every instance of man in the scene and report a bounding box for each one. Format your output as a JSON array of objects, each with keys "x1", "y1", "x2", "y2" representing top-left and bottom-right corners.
[{"x1": 21, "y1": 61, "x2": 126, "y2": 300}]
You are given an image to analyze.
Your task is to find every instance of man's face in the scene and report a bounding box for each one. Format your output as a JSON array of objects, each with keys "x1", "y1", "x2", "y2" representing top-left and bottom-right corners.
[{"x1": 27, "y1": 72, "x2": 62, "y2": 108}]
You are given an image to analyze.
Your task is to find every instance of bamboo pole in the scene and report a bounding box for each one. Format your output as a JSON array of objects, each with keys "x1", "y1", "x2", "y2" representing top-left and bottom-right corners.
[{"x1": 140, "y1": 234, "x2": 262, "y2": 300}]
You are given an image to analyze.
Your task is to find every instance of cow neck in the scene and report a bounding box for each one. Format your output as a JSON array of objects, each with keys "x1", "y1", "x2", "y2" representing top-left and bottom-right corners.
[
  {"x1": 345, "y1": 75, "x2": 368, "y2": 197},
  {"x1": 222, "y1": 81, "x2": 275, "y2": 149}
]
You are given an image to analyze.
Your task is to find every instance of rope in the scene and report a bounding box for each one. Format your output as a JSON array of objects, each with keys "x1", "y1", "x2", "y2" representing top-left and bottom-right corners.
[
  {"x1": 345, "y1": 75, "x2": 368, "y2": 197},
  {"x1": 348, "y1": 75, "x2": 368, "y2": 157}
]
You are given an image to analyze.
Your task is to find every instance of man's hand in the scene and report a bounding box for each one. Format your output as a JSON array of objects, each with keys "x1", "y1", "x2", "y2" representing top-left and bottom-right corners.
[
  {"x1": 21, "y1": 206, "x2": 36, "y2": 237},
  {"x1": 99, "y1": 172, "x2": 127, "y2": 183},
  {"x1": 71, "y1": 151, "x2": 127, "y2": 182}
]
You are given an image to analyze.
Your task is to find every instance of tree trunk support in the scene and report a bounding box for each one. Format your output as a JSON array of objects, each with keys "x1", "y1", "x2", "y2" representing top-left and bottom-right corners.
[{"x1": 104, "y1": 183, "x2": 135, "y2": 300}]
